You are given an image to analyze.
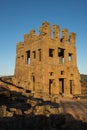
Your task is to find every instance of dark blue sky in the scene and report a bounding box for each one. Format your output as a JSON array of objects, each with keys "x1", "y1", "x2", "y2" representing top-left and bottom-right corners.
[{"x1": 0, "y1": 0, "x2": 87, "y2": 75}]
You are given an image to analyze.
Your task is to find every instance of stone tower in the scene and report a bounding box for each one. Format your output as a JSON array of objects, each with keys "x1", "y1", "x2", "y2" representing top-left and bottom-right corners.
[{"x1": 14, "y1": 21, "x2": 81, "y2": 98}]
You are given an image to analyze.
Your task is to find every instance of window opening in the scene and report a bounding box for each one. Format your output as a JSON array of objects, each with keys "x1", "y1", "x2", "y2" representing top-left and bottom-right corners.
[
  {"x1": 49, "y1": 49, "x2": 54, "y2": 57},
  {"x1": 21, "y1": 55, "x2": 24, "y2": 59},
  {"x1": 71, "y1": 74, "x2": 73, "y2": 77},
  {"x1": 49, "y1": 79, "x2": 53, "y2": 95},
  {"x1": 50, "y1": 72, "x2": 53, "y2": 76},
  {"x1": 58, "y1": 48, "x2": 65, "y2": 64},
  {"x1": 26, "y1": 50, "x2": 30, "y2": 64},
  {"x1": 68, "y1": 53, "x2": 72, "y2": 61},
  {"x1": 70, "y1": 80, "x2": 73, "y2": 94},
  {"x1": 33, "y1": 51, "x2": 36, "y2": 59},
  {"x1": 59, "y1": 78, "x2": 64, "y2": 94},
  {"x1": 61, "y1": 71, "x2": 64, "y2": 75},
  {"x1": 32, "y1": 75, "x2": 35, "y2": 91}
]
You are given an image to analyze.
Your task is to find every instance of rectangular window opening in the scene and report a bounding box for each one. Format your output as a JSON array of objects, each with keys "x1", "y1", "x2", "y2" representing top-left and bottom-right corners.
[
  {"x1": 59, "y1": 78, "x2": 64, "y2": 94},
  {"x1": 71, "y1": 74, "x2": 73, "y2": 77},
  {"x1": 61, "y1": 71, "x2": 64, "y2": 75},
  {"x1": 26, "y1": 50, "x2": 30, "y2": 64},
  {"x1": 33, "y1": 51, "x2": 36, "y2": 59},
  {"x1": 49, "y1": 79, "x2": 54, "y2": 95},
  {"x1": 68, "y1": 53, "x2": 72, "y2": 61},
  {"x1": 49, "y1": 49, "x2": 54, "y2": 57},
  {"x1": 70, "y1": 80, "x2": 74, "y2": 94},
  {"x1": 50, "y1": 72, "x2": 53, "y2": 76},
  {"x1": 32, "y1": 75, "x2": 35, "y2": 91},
  {"x1": 21, "y1": 55, "x2": 24, "y2": 59},
  {"x1": 58, "y1": 48, "x2": 65, "y2": 64}
]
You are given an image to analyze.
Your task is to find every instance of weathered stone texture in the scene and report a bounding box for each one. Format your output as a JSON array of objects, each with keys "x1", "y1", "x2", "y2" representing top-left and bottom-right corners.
[{"x1": 14, "y1": 21, "x2": 81, "y2": 98}]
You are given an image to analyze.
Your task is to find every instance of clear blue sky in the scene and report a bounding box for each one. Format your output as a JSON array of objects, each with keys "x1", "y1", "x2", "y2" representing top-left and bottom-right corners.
[{"x1": 0, "y1": 0, "x2": 87, "y2": 76}]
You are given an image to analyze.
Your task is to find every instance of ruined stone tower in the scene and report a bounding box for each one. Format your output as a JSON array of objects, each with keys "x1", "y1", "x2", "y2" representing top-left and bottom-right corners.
[{"x1": 14, "y1": 21, "x2": 81, "y2": 98}]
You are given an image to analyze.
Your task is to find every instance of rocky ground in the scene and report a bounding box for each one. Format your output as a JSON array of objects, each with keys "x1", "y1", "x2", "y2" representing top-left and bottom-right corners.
[
  {"x1": 0, "y1": 91, "x2": 87, "y2": 130},
  {"x1": 0, "y1": 77, "x2": 87, "y2": 130}
]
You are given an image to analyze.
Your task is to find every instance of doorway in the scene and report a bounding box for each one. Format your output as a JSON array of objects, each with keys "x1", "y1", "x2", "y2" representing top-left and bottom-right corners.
[
  {"x1": 49, "y1": 79, "x2": 53, "y2": 95},
  {"x1": 32, "y1": 75, "x2": 35, "y2": 91},
  {"x1": 70, "y1": 80, "x2": 73, "y2": 94},
  {"x1": 59, "y1": 78, "x2": 64, "y2": 94}
]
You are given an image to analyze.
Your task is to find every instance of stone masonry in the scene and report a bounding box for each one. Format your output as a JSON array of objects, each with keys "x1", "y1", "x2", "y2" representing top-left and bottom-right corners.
[{"x1": 14, "y1": 21, "x2": 81, "y2": 98}]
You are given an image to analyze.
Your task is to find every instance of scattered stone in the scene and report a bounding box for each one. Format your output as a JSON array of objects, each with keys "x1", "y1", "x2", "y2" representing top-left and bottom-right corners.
[
  {"x1": 6, "y1": 111, "x2": 14, "y2": 117},
  {"x1": 9, "y1": 107, "x2": 17, "y2": 112},
  {"x1": 15, "y1": 109, "x2": 22, "y2": 115},
  {"x1": 27, "y1": 99, "x2": 37, "y2": 107}
]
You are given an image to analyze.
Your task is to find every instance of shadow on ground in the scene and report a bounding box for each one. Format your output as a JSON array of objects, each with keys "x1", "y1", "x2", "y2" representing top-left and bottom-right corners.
[
  {"x1": 0, "y1": 82, "x2": 87, "y2": 130},
  {"x1": 0, "y1": 113, "x2": 87, "y2": 130}
]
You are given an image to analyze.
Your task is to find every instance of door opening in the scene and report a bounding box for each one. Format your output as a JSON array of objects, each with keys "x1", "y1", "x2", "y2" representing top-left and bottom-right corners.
[
  {"x1": 32, "y1": 75, "x2": 35, "y2": 91},
  {"x1": 49, "y1": 79, "x2": 53, "y2": 95},
  {"x1": 70, "y1": 80, "x2": 73, "y2": 94},
  {"x1": 59, "y1": 78, "x2": 64, "y2": 94}
]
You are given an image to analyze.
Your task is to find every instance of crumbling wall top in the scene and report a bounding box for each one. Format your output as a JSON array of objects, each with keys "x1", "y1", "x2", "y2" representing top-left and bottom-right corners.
[
  {"x1": 24, "y1": 29, "x2": 37, "y2": 42},
  {"x1": 29, "y1": 29, "x2": 36, "y2": 36},
  {"x1": 17, "y1": 21, "x2": 76, "y2": 45},
  {"x1": 62, "y1": 28, "x2": 68, "y2": 42},
  {"x1": 16, "y1": 42, "x2": 24, "y2": 53},
  {"x1": 53, "y1": 24, "x2": 60, "y2": 39},
  {"x1": 39, "y1": 21, "x2": 51, "y2": 38},
  {"x1": 69, "y1": 32, "x2": 76, "y2": 44},
  {"x1": 53, "y1": 24, "x2": 60, "y2": 31}
]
